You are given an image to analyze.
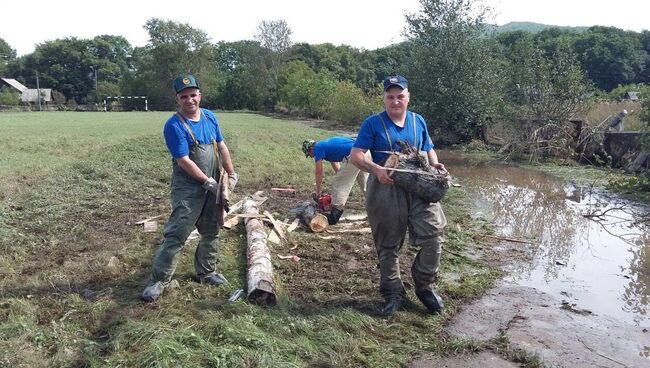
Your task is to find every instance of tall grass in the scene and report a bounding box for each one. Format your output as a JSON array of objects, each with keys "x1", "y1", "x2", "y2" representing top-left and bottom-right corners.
[{"x1": 0, "y1": 112, "x2": 504, "y2": 367}]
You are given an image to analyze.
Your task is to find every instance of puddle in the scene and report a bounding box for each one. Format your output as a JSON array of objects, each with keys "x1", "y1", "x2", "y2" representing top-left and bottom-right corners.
[{"x1": 443, "y1": 150, "x2": 650, "y2": 326}]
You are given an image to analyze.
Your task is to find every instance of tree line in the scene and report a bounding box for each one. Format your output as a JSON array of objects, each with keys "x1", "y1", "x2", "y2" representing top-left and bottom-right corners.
[{"x1": 1, "y1": 0, "x2": 649, "y2": 146}]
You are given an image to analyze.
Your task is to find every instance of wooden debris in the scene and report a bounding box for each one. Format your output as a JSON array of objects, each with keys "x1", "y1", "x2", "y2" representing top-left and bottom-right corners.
[
  {"x1": 277, "y1": 254, "x2": 300, "y2": 262},
  {"x1": 287, "y1": 218, "x2": 300, "y2": 233},
  {"x1": 133, "y1": 215, "x2": 162, "y2": 225},
  {"x1": 271, "y1": 187, "x2": 296, "y2": 195},
  {"x1": 264, "y1": 211, "x2": 287, "y2": 242},
  {"x1": 267, "y1": 229, "x2": 281, "y2": 244},
  {"x1": 384, "y1": 143, "x2": 451, "y2": 203},
  {"x1": 339, "y1": 212, "x2": 367, "y2": 222},
  {"x1": 242, "y1": 198, "x2": 277, "y2": 306},
  {"x1": 143, "y1": 221, "x2": 158, "y2": 232}
]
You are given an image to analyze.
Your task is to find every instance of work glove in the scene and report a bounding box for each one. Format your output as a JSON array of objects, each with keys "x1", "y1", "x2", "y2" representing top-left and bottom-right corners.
[
  {"x1": 312, "y1": 192, "x2": 320, "y2": 202},
  {"x1": 202, "y1": 177, "x2": 220, "y2": 195},
  {"x1": 228, "y1": 172, "x2": 239, "y2": 191}
]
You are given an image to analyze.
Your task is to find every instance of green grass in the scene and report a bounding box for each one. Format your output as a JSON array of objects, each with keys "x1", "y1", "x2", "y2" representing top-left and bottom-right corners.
[{"x1": 0, "y1": 112, "x2": 509, "y2": 367}]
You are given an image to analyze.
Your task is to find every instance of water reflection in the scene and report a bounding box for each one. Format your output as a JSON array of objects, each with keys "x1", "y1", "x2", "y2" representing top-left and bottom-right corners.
[{"x1": 441, "y1": 150, "x2": 650, "y2": 325}]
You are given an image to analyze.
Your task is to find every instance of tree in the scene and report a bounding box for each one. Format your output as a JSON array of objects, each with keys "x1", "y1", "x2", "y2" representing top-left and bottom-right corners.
[
  {"x1": 254, "y1": 20, "x2": 292, "y2": 53},
  {"x1": 127, "y1": 18, "x2": 217, "y2": 110},
  {"x1": 212, "y1": 40, "x2": 273, "y2": 110},
  {"x1": 573, "y1": 27, "x2": 647, "y2": 91},
  {"x1": 406, "y1": 0, "x2": 505, "y2": 143},
  {"x1": 0, "y1": 37, "x2": 16, "y2": 75}
]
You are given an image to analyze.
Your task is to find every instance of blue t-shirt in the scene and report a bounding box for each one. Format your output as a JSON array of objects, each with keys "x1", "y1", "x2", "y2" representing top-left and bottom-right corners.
[
  {"x1": 163, "y1": 108, "x2": 224, "y2": 159},
  {"x1": 313, "y1": 136, "x2": 355, "y2": 162},
  {"x1": 353, "y1": 111, "x2": 434, "y2": 164}
]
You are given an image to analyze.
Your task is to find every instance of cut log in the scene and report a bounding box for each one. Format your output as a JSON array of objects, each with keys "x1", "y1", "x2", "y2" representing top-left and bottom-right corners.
[
  {"x1": 384, "y1": 141, "x2": 451, "y2": 203},
  {"x1": 242, "y1": 198, "x2": 277, "y2": 306},
  {"x1": 300, "y1": 202, "x2": 329, "y2": 233}
]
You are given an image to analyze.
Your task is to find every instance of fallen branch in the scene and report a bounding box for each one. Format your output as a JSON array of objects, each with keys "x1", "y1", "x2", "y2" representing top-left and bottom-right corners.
[{"x1": 484, "y1": 234, "x2": 534, "y2": 244}]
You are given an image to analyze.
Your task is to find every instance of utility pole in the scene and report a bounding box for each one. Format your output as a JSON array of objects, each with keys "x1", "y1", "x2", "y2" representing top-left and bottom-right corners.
[{"x1": 35, "y1": 71, "x2": 42, "y2": 111}]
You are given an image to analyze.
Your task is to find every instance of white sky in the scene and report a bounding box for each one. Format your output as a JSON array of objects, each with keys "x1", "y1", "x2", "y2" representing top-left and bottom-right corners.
[{"x1": 1, "y1": 0, "x2": 648, "y2": 57}]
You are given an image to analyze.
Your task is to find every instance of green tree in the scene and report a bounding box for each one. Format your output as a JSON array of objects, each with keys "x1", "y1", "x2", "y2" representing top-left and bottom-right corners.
[
  {"x1": 406, "y1": 0, "x2": 505, "y2": 143},
  {"x1": 0, "y1": 37, "x2": 16, "y2": 75},
  {"x1": 213, "y1": 40, "x2": 273, "y2": 110},
  {"x1": 127, "y1": 18, "x2": 217, "y2": 110},
  {"x1": 573, "y1": 27, "x2": 647, "y2": 91}
]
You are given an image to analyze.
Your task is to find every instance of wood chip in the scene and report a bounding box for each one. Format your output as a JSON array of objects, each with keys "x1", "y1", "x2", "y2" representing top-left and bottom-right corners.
[
  {"x1": 143, "y1": 221, "x2": 158, "y2": 232},
  {"x1": 264, "y1": 211, "x2": 287, "y2": 241},
  {"x1": 134, "y1": 215, "x2": 162, "y2": 225},
  {"x1": 287, "y1": 218, "x2": 300, "y2": 233}
]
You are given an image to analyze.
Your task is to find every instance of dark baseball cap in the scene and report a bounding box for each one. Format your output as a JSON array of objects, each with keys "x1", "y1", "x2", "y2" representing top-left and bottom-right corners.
[
  {"x1": 173, "y1": 74, "x2": 199, "y2": 94},
  {"x1": 383, "y1": 75, "x2": 408, "y2": 91}
]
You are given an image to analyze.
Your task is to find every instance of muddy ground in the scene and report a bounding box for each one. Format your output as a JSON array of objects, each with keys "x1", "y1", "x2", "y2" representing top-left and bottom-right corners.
[{"x1": 410, "y1": 237, "x2": 650, "y2": 368}]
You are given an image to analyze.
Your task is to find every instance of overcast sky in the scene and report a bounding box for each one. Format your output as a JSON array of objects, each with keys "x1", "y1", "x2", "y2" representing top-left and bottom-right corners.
[{"x1": 1, "y1": 0, "x2": 648, "y2": 56}]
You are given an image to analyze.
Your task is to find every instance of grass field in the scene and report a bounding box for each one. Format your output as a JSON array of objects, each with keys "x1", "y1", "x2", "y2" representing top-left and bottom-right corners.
[{"x1": 0, "y1": 112, "x2": 526, "y2": 367}]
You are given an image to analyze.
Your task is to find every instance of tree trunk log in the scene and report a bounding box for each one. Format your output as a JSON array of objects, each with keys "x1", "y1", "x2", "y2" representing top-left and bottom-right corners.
[
  {"x1": 384, "y1": 149, "x2": 450, "y2": 203},
  {"x1": 242, "y1": 198, "x2": 277, "y2": 306},
  {"x1": 300, "y1": 202, "x2": 329, "y2": 233}
]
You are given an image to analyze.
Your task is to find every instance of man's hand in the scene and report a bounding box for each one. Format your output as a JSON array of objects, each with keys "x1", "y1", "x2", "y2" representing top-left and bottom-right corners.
[
  {"x1": 432, "y1": 163, "x2": 446, "y2": 172},
  {"x1": 228, "y1": 172, "x2": 239, "y2": 191},
  {"x1": 312, "y1": 192, "x2": 321, "y2": 202},
  {"x1": 202, "y1": 177, "x2": 220, "y2": 195},
  {"x1": 372, "y1": 165, "x2": 394, "y2": 185}
]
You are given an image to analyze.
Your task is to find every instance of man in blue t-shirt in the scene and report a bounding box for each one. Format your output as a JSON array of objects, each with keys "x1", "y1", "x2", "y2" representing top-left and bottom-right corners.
[
  {"x1": 142, "y1": 74, "x2": 238, "y2": 302},
  {"x1": 302, "y1": 136, "x2": 369, "y2": 224},
  {"x1": 350, "y1": 75, "x2": 447, "y2": 316}
]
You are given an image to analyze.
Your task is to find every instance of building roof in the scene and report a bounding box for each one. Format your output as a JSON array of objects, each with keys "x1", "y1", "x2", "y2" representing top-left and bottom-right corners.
[
  {"x1": 21, "y1": 89, "x2": 53, "y2": 103},
  {"x1": 0, "y1": 78, "x2": 29, "y2": 92}
]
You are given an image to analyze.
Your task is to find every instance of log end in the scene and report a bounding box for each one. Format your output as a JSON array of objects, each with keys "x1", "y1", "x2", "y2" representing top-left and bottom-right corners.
[
  {"x1": 309, "y1": 214, "x2": 329, "y2": 233},
  {"x1": 248, "y1": 289, "x2": 277, "y2": 307}
]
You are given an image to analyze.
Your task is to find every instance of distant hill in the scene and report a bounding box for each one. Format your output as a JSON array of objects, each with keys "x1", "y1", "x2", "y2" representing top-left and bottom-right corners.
[{"x1": 485, "y1": 21, "x2": 590, "y2": 35}]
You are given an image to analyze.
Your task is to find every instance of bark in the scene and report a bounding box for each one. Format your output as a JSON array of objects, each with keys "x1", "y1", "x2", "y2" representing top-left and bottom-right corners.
[
  {"x1": 300, "y1": 202, "x2": 329, "y2": 233},
  {"x1": 242, "y1": 198, "x2": 277, "y2": 306},
  {"x1": 384, "y1": 152, "x2": 450, "y2": 203}
]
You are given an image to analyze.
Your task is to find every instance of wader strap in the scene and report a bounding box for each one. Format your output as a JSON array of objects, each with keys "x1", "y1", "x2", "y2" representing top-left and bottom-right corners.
[
  {"x1": 377, "y1": 113, "x2": 394, "y2": 151},
  {"x1": 175, "y1": 112, "x2": 199, "y2": 146},
  {"x1": 412, "y1": 112, "x2": 418, "y2": 150}
]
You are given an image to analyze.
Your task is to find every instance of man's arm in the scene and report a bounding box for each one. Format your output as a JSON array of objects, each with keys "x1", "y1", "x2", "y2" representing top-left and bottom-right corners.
[
  {"x1": 330, "y1": 161, "x2": 341, "y2": 173},
  {"x1": 426, "y1": 149, "x2": 446, "y2": 171},
  {"x1": 217, "y1": 140, "x2": 236, "y2": 175},
  {"x1": 350, "y1": 147, "x2": 394, "y2": 185},
  {"x1": 176, "y1": 156, "x2": 210, "y2": 183},
  {"x1": 314, "y1": 159, "x2": 324, "y2": 195}
]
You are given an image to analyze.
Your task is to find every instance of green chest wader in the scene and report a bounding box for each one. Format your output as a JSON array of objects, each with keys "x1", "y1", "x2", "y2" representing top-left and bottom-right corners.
[
  {"x1": 150, "y1": 111, "x2": 225, "y2": 284},
  {"x1": 366, "y1": 112, "x2": 446, "y2": 298}
]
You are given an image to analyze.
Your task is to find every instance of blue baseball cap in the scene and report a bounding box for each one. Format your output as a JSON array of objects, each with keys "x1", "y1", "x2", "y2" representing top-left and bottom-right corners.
[
  {"x1": 383, "y1": 75, "x2": 408, "y2": 91},
  {"x1": 173, "y1": 74, "x2": 199, "y2": 94}
]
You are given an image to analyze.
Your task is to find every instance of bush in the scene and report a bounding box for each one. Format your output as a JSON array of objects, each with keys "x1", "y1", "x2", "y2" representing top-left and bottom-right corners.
[
  {"x1": 0, "y1": 89, "x2": 20, "y2": 106},
  {"x1": 320, "y1": 81, "x2": 382, "y2": 126}
]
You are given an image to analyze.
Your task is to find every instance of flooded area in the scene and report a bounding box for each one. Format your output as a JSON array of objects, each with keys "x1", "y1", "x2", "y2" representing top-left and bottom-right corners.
[{"x1": 442, "y1": 150, "x2": 650, "y2": 326}]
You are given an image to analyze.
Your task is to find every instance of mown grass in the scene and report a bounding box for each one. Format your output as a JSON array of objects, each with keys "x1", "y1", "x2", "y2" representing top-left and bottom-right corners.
[{"x1": 1, "y1": 112, "x2": 509, "y2": 367}]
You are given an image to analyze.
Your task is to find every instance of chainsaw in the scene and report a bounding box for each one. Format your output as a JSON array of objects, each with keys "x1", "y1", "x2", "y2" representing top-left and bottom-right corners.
[{"x1": 316, "y1": 193, "x2": 332, "y2": 212}]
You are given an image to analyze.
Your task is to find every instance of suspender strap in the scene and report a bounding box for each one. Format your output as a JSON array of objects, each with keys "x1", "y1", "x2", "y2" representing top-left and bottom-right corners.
[
  {"x1": 175, "y1": 112, "x2": 199, "y2": 146},
  {"x1": 378, "y1": 111, "x2": 419, "y2": 150},
  {"x1": 377, "y1": 113, "x2": 393, "y2": 150},
  {"x1": 412, "y1": 112, "x2": 418, "y2": 150}
]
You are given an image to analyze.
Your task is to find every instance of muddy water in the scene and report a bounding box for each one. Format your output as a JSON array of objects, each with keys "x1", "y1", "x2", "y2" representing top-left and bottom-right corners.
[{"x1": 442, "y1": 150, "x2": 650, "y2": 326}]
